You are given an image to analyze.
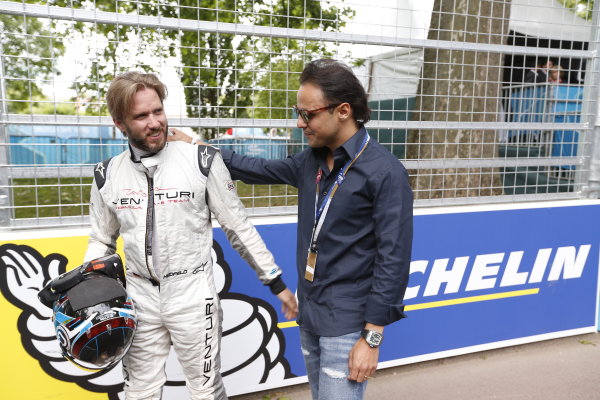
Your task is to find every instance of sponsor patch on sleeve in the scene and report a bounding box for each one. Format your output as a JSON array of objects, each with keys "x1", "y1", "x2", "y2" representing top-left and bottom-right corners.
[{"x1": 226, "y1": 181, "x2": 235, "y2": 191}]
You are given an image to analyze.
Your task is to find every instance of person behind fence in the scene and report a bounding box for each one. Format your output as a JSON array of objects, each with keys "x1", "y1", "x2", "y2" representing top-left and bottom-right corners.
[
  {"x1": 171, "y1": 59, "x2": 413, "y2": 400},
  {"x1": 548, "y1": 65, "x2": 566, "y2": 84},
  {"x1": 85, "y1": 71, "x2": 298, "y2": 400},
  {"x1": 524, "y1": 58, "x2": 554, "y2": 84}
]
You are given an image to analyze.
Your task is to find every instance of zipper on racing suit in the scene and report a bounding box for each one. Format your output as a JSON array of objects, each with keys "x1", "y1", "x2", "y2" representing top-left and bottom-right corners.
[{"x1": 144, "y1": 175, "x2": 160, "y2": 288}]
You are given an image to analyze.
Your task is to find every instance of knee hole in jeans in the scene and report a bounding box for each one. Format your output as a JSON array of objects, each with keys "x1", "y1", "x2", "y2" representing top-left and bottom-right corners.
[{"x1": 322, "y1": 367, "x2": 347, "y2": 379}]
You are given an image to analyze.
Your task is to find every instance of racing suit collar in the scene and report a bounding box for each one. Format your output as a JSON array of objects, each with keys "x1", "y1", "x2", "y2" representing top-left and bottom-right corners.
[
  {"x1": 128, "y1": 143, "x2": 154, "y2": 162},
  {"x1": 128, "y1": 143, "x2": 166, "y2": 176}
]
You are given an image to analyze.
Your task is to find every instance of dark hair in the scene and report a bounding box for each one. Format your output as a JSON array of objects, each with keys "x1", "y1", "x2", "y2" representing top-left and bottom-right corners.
[
  {"x1": 300, "y1": 59, "x2": 371, "y2": 125},
  {"x1": 106, "y1": 72, "x2": 167, "y2": 122}
]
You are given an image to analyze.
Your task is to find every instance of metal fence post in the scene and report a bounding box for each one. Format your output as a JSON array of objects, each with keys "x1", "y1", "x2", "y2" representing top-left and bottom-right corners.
[
  {"x1": 0, "y1": 32, "x2": 12, "y2": 227},
  {"x1": 579, "y1": 2, "x2": 600, "y2": 199}
]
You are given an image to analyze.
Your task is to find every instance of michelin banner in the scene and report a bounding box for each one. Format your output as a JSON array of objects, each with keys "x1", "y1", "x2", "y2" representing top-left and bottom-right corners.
[{"x1": 1, "y1": 203, "x2": 599, "y2": 399}]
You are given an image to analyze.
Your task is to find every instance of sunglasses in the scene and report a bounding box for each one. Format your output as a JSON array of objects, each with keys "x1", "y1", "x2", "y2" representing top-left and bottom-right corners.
[{"x1": 293, "y1": 104, "x2": 340, "y2": 124}]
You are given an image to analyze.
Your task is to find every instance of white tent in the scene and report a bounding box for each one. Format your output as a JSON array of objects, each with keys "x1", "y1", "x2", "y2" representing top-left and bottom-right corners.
[
  {"x1": 509, "y1": 0, "x2": 592, "y2": 42},
  {"x1": 354, "y1": 47, "x2": 424, "y2": 102}
]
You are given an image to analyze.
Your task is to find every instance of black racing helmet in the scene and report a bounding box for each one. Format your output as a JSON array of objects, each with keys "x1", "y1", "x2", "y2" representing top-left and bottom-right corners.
[{"x1": 39, "y1": 254, "x2": 137, "y2": 370}]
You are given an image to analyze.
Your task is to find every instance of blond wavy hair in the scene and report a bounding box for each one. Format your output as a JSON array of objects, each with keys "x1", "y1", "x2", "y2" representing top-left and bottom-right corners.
[{"x1": 106, "y1": 72, "x2": 167, "y2": 122}]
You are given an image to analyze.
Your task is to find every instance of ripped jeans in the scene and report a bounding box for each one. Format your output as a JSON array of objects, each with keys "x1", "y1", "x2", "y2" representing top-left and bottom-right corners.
[{"x1": 300, "y1": 329, "x2": 367, "y2": 400}]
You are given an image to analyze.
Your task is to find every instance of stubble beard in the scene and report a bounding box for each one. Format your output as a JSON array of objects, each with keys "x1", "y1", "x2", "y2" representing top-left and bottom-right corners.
[{"x1": 126, "y1": 124, "x2": 169, "y2": 154}]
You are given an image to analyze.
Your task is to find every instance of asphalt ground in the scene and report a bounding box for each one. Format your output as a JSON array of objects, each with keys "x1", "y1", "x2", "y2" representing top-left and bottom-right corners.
[{"x1": 230, "y1": 332, "x2": 600, "y2": 400}]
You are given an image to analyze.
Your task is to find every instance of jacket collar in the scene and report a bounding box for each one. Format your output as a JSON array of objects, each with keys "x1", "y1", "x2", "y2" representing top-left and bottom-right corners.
[
  {"x1": 339, "y1": 125, "x2": 368, "y2": 160},
  {"x1": 128, "y1": 143, "x2": 168, "y2": 175},
  {"x1": 312, "y1": 126, "x2": 368, "y2": 174}
]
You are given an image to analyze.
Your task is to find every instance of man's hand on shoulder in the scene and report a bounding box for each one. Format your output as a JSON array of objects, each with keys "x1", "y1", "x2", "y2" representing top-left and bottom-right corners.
[
  {"x1": 167, "y1": 128, "x2": 208, "y2": 145},
  {"x1": 276, "y1": 288, "x2": 298, "y2": 320}
]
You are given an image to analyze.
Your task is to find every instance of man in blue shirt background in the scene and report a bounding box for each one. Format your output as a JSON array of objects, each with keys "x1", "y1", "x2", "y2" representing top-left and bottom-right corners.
[{"x1": 173, "y1": 59, "x2": 413, "y2": 400}]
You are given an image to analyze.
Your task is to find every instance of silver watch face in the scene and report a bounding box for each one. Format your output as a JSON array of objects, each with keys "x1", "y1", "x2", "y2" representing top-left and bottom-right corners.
[{"x1": 364, "y1": 330, "x2": 383, "y2": 347}]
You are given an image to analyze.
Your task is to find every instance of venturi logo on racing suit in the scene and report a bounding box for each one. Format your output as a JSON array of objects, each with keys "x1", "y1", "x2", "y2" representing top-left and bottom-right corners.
[{"x1": 114, "y1": 187, "x2": 196, "y2": 210}]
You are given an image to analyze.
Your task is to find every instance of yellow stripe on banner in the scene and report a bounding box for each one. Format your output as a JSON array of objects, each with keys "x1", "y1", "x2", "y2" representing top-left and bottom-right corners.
[
  {"x1": 405, "y1": 288, "x2": 540, "y2": 311},
  {"x1": 277, "y1": 321, "x2": 299, "y2": 329},
  {"x1": 276, "y1": 288, "x2": 540, "y2": 329}
]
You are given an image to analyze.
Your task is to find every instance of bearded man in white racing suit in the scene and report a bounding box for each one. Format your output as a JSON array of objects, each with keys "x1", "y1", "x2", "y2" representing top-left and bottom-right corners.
[{"x1": 84, "y1": 72, "x2": 298, "y2": 400}]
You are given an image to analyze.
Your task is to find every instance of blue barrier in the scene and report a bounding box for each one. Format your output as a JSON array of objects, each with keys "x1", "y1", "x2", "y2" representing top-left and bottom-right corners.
[
  {"x1": 9, "y1": 136, "x2": 56, "y2": 164},
  {"x1": 9, "y1": 135, "x2": 127, "y2": 165},
  {"x1": 8, "y1": 125, "x2": 127, "y2": 165},
  {"x1": 548, "y1": 85, "x2": 584, "y2": 112},
  {"x1": 507, "y1": 85, "x2": 548, "y2": 140},
  {"x1": 10, "y1": 134, "x2": 289, "y2": 165},
  {"x1": 552, "y1": 114, "x2": 579, "y2": 169},
  {"x1": 507, "y1": 84, "x2": 583, "y2": 170},
  {"x1": 548, "y1": 85, "x2": 583, "y2": 170}
]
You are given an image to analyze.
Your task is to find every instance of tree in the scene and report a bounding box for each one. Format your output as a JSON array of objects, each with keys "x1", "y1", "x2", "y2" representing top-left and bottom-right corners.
[
  {"x1": 407, "y1": 0, "x2": 512, "y2": 199},
  {"x1": 51, "y1": 0, "x2": 179, "y2": 117},
  {"x1": 5, "y1": 1, "x2": 353, "y2": 134},
  {"x1": 1, "y1": 14, "x2": 65, "y2": 113},
  {"x1": 558, "y1": 0, "x2": 594, "y2": 20},
  {"x1": 178, "y1": 0, "x2": 353, "y2": 137},
  {"x1": 252, "y1": 58, "x2": 306, "y2": 120},
  {"x1": 2, "y1": 1, "x2": 178, "y2": 116}
]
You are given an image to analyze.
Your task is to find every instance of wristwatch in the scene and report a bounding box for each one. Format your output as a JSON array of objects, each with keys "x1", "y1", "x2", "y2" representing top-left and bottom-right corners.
[{"x1": 360, "y1": 329, "x2": 383, "y2": 348}]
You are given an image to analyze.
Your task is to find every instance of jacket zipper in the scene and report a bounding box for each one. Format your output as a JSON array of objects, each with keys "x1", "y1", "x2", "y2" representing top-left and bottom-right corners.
[{"x1": 145, "y1": 175, "x2": 157, "y2": 281}]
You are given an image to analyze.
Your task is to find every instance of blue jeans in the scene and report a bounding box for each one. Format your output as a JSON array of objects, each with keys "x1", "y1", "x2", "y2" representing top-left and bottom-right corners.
[{"x1": 300, "y1": 328, "x2": 367, "y2": 400}]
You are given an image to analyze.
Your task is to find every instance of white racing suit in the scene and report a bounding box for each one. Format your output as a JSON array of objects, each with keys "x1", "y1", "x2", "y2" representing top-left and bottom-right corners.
[{"x1": 85, "y1": 141, "x2": 284, "y2": 400}]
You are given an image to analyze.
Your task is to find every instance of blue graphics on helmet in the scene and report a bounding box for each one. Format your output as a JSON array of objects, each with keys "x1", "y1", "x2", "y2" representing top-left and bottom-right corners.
[{"x1": 39, "y1": 254, "x2": 137, "y2": 370}]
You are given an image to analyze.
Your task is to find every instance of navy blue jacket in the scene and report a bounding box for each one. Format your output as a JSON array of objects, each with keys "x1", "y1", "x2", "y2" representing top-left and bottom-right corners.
[{"x1": 220, "y1": 127, "x2": 413, "y2": 336}]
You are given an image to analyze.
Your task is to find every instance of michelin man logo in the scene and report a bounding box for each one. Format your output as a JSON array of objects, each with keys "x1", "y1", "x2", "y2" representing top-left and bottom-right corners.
[{"x1": 0, "y1": 242, "x2": 294, "y2": 399}]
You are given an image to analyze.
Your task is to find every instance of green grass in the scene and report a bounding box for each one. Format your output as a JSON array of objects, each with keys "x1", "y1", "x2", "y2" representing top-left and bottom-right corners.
[
  {"x1": 11, "y1": 178, "x2": 297, "y2": 219},
  {"x1": 12, "y1": 177, "x2": 92, "y2": 219},
  {"x1": 237, "y1": 182, "x2": 299, "y2": 209}
]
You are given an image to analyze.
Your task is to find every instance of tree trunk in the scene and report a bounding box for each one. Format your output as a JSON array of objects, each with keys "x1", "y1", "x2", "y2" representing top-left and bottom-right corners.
[{"x1": 407, "y1": 0, "x2": 511, "y2": 199}]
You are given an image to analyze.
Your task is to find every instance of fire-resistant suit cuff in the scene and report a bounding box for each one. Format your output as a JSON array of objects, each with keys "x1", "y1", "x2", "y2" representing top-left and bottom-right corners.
[{"x1": 267, "y1": 276, "x2": 287, "y2": 295}]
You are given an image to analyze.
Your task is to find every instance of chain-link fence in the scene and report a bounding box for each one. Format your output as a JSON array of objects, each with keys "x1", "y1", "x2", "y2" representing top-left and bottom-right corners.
[{"x1": 1, "y1": 0, "x2": 598, "y2": 228}]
